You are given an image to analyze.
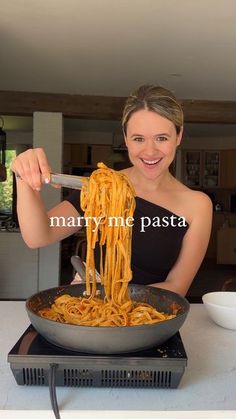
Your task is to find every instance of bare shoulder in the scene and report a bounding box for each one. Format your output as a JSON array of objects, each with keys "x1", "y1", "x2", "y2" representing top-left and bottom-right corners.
[
  {"x1": 180, "y1": 187, "x2": 213, "y2": 224},
  {"x1": 187, "y1": 189, "x2": 212, "y2": 209},
  {"x1": 173, "y1": 177, "x2": 212, "y2": 207}
]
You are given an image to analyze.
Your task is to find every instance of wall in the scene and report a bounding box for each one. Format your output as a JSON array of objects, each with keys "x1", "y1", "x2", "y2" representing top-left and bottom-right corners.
[
  {"x1": 181, "y1": 136, "x2": 236, "y2": 150},
  {"x1": 6, "y1": 130, "x2": 120, "y2": 147},
  {"x1": 6, "y1": 124, "x2": 236, "y2": 149},
  {"x1": 0, "y1": 113, "x2": 63, "y2": 299},
  {"x1": 33, "y1": 112, "x2": 63, "y2": 291}
]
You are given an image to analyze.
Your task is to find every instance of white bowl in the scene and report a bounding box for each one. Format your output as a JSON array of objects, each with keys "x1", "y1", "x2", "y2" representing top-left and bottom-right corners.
[{"x1": 202, "y1": 291, "x2": 236, "y2": 330}]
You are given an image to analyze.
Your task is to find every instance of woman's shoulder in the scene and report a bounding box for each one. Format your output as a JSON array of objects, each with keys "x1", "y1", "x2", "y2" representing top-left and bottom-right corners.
[
  {"x1": 183, "y1": 187, "x2": 212, "y2": 208},
  {"x1": 169, "y1": 178, "x2": 212, "y2": 222},
  {"x1": 179, "y1": 186, "x2": 213, "y2": 224},
  {"x1": 174, "y1": 178, "x2": 212, "y2": 203}
]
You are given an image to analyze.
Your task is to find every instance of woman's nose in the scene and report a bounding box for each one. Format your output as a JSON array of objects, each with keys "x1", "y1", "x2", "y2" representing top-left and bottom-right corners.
[{"x1": 143, "y1": 139, "x2": 158, "y2": 156}]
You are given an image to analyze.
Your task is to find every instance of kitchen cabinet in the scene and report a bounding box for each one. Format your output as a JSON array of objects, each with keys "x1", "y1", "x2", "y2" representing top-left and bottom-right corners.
[
  {"x1": 90, "y1": 144, "x2": 113, "y2": 166},
  {"x1": 63, "y1": 144, "x2": 113, "y2": 170},
  {"x1": 206, "y1": 212, "x2": 236, "y2": 261},
  {"x1": 0, "y1": 232, "x2": 38, "y2": 299},
  {"x1": 205, "y1": 212, "x2": 225, "y2": 259},
  {"x1": 70, "y1": 144, "x2": 89, "y2": 166},
  {"x1": 64, "y1": 144, "x2": 89, "y2": 167},
  {"x1": 220, "y1": 149, "x2": 236, "y2": 188},
  {"x1": 202, "y1": 151, "x2": 220, "y2": 187},
  {"x1": 0, "y1": 232, "x2": 60, "y2": 299},
  {"x1": 182, "y1": 150, "x2": 220, "y2": 188},
  {"x1": 217, "y1": 226, "x2": 236, "y2": 264},
  {"x1": 182, "y1": 150, "x2": 201, "y2": 187}
]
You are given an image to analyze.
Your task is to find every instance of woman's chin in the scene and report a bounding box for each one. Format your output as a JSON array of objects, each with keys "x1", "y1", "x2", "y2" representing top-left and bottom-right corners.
[{"x1": 139, "y1": 161, "x2": 163, "y2": 178}]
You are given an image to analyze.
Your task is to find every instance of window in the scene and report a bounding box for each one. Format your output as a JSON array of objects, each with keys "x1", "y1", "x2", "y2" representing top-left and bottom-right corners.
[{"x1": 0, "y1": 149, "x2": 16, "y2": 214}]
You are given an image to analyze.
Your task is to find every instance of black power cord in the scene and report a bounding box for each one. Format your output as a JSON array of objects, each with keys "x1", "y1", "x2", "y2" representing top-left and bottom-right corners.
[{"x1": 49, "y1": 363, "x2": 61, "y2": 419}]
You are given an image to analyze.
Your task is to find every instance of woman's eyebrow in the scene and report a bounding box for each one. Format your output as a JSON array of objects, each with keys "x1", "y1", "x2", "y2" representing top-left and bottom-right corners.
[
  {"x1": 130, "y1": 133, "x2": 144, "y2": 138},
  {"x1": 154, "y1": 133, "x2": 171, "y2": 138},
  {"x1": 130, "y1": 133, "x2": 171, "y2": 138}
]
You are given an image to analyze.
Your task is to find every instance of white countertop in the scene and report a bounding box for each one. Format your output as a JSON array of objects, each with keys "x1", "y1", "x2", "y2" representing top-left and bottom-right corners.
[{"x1": 0, "y1": 302, "x2": 236, "y2": 417}]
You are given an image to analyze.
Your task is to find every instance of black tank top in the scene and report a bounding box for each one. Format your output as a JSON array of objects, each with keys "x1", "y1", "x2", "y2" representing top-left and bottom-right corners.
[{"x1": 66, "y1": 190, "x2": 189, "y2": 285}]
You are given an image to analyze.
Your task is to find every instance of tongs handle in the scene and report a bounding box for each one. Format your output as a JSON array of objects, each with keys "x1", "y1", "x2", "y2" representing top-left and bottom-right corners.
[
  {"x1": 15, "y1": 171, "x2": 87, "y2": 190},
  {"x1": 71, "y1": 255, "x2": 101, "y2": 296},
  {"x1": 71, "y1": 255, "x2": 86, "y2": 282},
  {"x1": 50, "y1": 173, "x2": 87, "y2": 190}
]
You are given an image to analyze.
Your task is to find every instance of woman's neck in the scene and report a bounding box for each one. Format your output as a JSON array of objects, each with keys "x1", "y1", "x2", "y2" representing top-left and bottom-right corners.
[{"x1": 127, "y1": 166, "x2": 174, "y2": 193}]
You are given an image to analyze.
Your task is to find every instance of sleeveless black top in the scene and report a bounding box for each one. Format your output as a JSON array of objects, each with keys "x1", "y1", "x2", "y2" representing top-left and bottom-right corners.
[{"x1": 66, "y1": 190, "x2": 189, "y2": 285}]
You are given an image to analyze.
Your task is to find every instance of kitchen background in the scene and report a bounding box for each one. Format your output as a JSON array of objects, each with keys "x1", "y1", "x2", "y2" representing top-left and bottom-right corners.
[
  {"x1": 0, "y1": 0, "x2": 236, "y2": 301},
  {"x1": 1, "y1": 116, "x2": 236, "y2": 301}
]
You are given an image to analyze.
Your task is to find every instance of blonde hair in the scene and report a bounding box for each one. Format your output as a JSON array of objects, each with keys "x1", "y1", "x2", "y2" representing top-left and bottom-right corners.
[{"x1": 122, "y1": 84, "x2": 184, "y2": 135}]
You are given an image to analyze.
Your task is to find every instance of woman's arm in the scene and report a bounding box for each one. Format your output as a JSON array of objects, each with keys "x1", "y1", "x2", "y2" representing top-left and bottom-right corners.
[
  {"x1": 150, "y1": 193, "x2": 213, "y2": 296},
  {"x1": 12, "y1": 148, "x2": 81, "y2": 248}
]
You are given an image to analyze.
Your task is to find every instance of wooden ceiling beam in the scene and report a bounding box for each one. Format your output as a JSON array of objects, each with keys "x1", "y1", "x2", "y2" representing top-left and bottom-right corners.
[
  {"x1": 181, "y1": 99, "x2": 236, "y2": 124},
  {"x1": 1, "y1": 90, "x2": 236, "y2": 124},
  {"x1": 0, "y1": 91, "x2": 125, "y2": 120}
]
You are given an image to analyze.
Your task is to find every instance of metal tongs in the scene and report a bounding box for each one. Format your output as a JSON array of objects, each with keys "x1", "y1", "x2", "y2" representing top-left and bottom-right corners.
[
  {"x1": 16, "y1": 172, "x2": 87, "y2": 190},
  {"x1": 50, "y1": 173, "x2": 87, "y2": 189},
  {"x1": 71, "y1": 255, "x2": 101, "y2": 296}
]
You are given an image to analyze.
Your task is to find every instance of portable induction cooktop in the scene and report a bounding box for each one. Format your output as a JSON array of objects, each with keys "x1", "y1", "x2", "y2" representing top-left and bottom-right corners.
[{"x1": 8, "y1": 325, "x2": 187, "y2": 389}]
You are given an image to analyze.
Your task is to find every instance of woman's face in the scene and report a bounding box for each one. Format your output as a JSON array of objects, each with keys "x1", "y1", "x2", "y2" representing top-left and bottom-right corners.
[{"x1": 125, "y1": 109, "x2": 182, "y2": 181}]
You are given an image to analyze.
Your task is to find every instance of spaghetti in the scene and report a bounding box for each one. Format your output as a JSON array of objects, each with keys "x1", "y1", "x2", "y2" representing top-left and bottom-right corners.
[{"x1": 39, "y1": 163, "x2": 176, "y2": 326}]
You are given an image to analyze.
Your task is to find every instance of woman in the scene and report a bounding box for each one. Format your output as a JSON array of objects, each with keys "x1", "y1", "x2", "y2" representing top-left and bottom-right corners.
[{"x1": 11, "y1": 84, "x2": 212, "y2": 296}]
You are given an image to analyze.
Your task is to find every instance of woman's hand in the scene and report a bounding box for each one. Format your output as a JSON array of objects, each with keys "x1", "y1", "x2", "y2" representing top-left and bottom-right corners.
[{"x1": 11, "y1": 148, "x2": 52, "y2": 191}]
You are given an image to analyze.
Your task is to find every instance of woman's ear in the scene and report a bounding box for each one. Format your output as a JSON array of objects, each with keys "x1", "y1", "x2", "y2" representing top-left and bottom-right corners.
[
  {"x1": 123, "y1": 129, "x2": 128, "y2": 147},
  {"x1": 177, "y1": 126, "x2": 183, "y2": 146}
]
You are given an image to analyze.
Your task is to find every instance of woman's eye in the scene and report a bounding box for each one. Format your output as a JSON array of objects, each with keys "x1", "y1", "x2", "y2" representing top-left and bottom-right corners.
[
  {"x1": 133, "y1": 137, "x2": 144, "y2": 142},
  {"x1": 157, "y1": 136, "x2": 168, "y2": 142}
]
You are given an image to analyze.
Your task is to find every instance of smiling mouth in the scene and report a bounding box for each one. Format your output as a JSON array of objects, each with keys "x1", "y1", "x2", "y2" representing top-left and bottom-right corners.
[{"x1": 140, "y1": 158, "x2": 162, "y2": 166}]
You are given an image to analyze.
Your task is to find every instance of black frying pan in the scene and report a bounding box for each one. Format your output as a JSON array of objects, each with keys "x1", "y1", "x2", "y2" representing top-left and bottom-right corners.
[{"x1": 26, "y1": 284, "x2": 190, "y2": 354}]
